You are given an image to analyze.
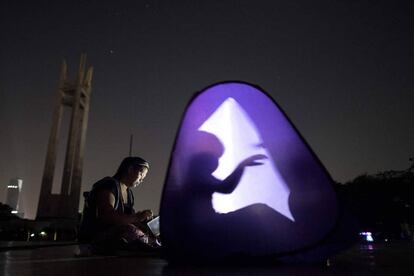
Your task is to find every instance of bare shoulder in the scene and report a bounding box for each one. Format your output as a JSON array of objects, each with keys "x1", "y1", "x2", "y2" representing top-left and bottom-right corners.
[{"x1": 96, "y1": 189, "x2": 116, "y2": 208}]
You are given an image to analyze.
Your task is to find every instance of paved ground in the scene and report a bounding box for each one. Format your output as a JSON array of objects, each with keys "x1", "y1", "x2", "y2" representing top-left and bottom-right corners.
[
  {"x1": 1, "y1": 242, "x2": 413, "y2": 276},
  {"x1": 0, "y1": 241, "x2": 76, "y2": 251}
]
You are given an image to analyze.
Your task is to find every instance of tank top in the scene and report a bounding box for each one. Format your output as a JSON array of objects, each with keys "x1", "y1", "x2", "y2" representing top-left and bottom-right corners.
[{"x1": 78, "y1": 177, "x2": 135, "y2": 242}]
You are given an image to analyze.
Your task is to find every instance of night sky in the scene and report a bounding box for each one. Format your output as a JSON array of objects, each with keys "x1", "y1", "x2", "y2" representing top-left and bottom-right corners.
[{"x1": 1, "y1": 0, "x2": 413, "y2": 219}]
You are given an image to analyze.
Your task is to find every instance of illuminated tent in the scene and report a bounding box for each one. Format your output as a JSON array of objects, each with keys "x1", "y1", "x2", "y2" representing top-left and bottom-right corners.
[{"x1": 160, "y1": 82, "x2": 355, "y2": 262}]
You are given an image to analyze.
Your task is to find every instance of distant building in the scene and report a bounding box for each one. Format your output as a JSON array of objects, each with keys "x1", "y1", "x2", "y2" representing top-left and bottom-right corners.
[{"x1": 6, "y1": 178, "x2": 22, "y2": 213}]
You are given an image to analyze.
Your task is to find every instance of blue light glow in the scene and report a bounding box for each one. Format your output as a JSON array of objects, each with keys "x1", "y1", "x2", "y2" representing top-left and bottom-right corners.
[{"x1": 359, "y1": 231, "x2": 374, "y2": 242}]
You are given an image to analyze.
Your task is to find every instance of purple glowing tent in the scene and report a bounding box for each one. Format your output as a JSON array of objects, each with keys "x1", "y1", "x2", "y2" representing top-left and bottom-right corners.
[{"x1": 160, "y1": 82, "x2": 352, "y2": 262}]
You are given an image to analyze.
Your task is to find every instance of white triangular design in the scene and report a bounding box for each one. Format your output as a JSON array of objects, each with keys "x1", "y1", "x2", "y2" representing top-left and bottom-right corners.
[{"x1": 199, "y1": 98, "x2": 294, "y2": 221}]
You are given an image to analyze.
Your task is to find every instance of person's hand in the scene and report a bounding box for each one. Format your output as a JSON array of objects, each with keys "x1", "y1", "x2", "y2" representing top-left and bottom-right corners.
[
  {"x1": 240, "y1": 154, "x2": 267, "y2": 167},
  {"x1": 137, "y1": 209, "x2": 153, "y2": 222}
]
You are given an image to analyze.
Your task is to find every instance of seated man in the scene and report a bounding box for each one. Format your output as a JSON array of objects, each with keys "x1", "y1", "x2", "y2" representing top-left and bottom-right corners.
[{"x1": 78, "y1": 156, "x2": 159, "y2": 254}]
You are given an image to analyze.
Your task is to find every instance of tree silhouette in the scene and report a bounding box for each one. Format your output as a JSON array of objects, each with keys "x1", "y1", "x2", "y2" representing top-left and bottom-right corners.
[{"x1": 336, "y1": 160, "x2": 414, "y2": 240}]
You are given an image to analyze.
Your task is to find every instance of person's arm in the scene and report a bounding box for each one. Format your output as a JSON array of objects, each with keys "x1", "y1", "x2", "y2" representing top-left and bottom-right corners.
[
  {"x1": 95, "y1": 189, "x2": 139, "y2": 225},
  {"x1": 215, "y1": 154, "x2": 267, "y2": 194}
]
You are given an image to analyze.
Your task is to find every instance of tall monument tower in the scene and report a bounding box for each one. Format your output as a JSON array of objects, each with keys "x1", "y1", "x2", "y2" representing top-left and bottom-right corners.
[{"x1": 37, "y1": 54, "x2": 93, "y2": 220}]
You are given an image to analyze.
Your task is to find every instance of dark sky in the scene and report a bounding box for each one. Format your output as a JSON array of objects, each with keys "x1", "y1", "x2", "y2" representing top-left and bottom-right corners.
[{"x1": 1, "y1": 0, "x2": 413, "y2": 219}]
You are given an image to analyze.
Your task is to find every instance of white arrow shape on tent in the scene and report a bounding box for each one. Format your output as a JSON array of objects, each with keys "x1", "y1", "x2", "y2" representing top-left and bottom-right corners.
[{"x1": 199, "y1": 97, "x2": 295, "y2": 221}]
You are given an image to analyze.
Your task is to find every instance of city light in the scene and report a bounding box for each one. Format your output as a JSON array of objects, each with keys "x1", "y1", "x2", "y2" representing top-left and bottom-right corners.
[
  {"x1": 359, "y1": 231, "x2": 374, "y2": 242},
  {"x1": 7, "y1": 185, "x2": 19, "y2": 189}
]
